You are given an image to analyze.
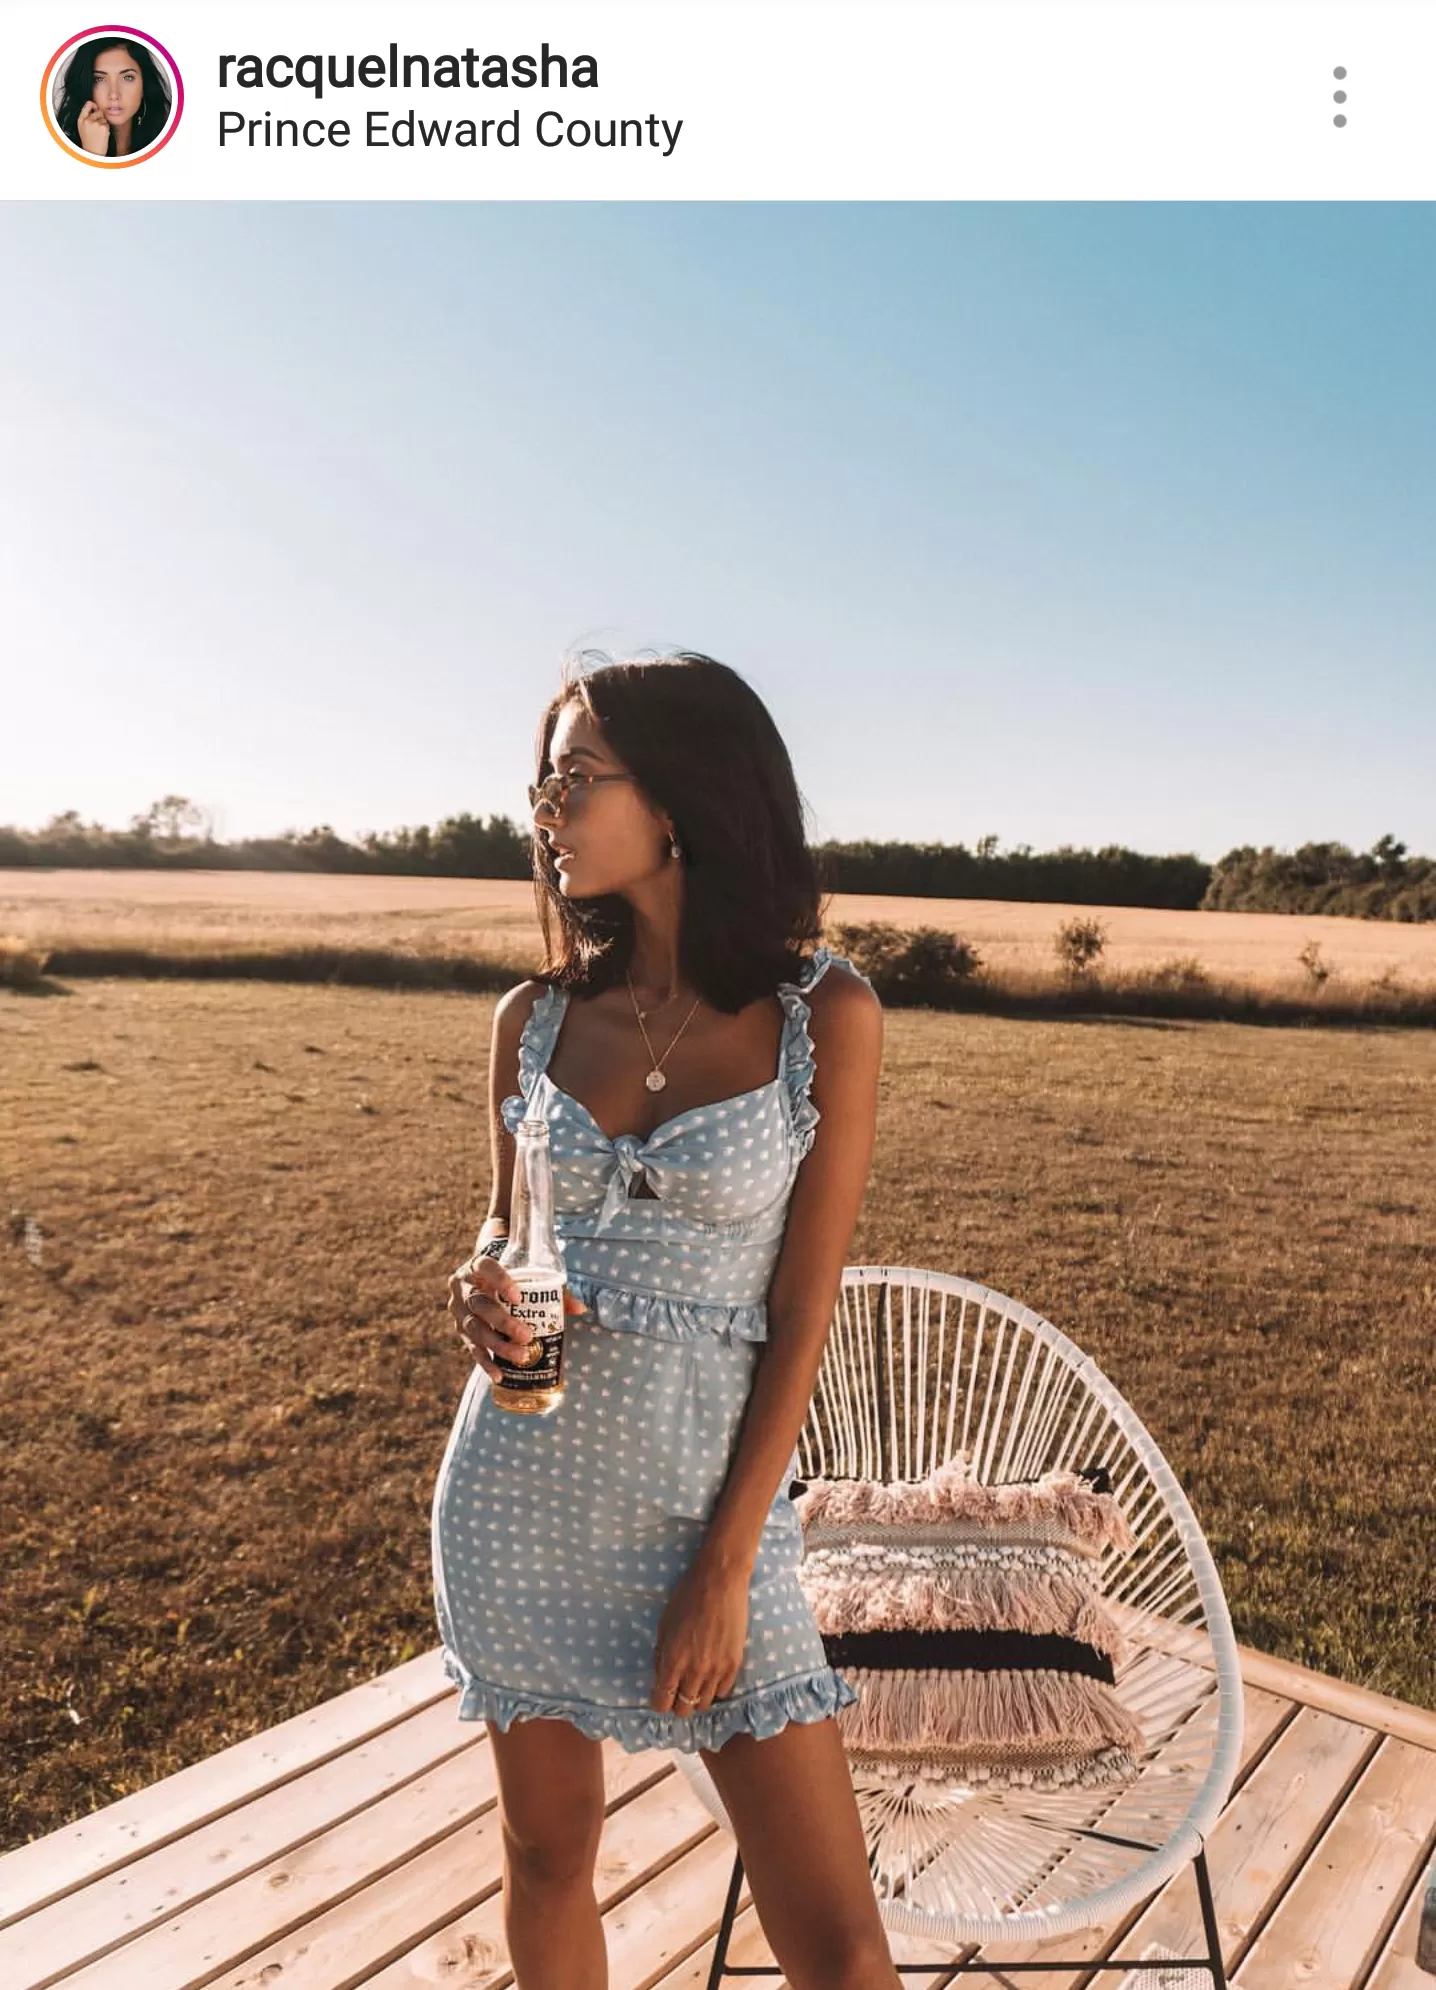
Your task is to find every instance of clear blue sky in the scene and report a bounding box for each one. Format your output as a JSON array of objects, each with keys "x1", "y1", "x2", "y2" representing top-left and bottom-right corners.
[{"x1": 2, "y1": 202, "x2": 1432, "y2": 863}]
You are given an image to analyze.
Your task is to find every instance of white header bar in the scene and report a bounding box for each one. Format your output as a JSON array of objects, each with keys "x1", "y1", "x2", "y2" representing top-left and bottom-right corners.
[{"x1": 4, "y1": 0, "x2": 1432, "y2": 200}]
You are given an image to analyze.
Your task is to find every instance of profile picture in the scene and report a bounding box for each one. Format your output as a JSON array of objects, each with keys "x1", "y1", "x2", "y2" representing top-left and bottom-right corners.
[{"x1": 42, "y1": 26, "x2": 182, "y2": 167}]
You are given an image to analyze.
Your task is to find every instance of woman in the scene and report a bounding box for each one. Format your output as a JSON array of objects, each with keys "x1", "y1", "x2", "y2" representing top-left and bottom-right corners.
[
  {"x1": 56, "y1": 37, "x2": 171, "y2": 159},
  {"x1": 434, "y1": 652, "x2": 896, "y2": 1988}
]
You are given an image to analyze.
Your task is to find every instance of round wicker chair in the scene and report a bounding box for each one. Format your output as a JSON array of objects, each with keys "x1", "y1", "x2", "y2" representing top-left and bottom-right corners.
[{"x1": 673, "y1": 1266, "x2": 1245, "y2": 1969}]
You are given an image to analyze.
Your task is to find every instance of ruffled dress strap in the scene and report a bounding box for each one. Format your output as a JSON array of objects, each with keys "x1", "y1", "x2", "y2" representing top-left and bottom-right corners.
[
  {"x1": 776, "y1": 945, "x2": 873, "y2": 1159},
  {"x1": 500, "y1": 982, "x2": 568, "y2": 1133}
]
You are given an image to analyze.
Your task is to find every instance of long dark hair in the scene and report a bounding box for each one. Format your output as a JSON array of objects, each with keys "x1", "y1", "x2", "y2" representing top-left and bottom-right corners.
[
  {"x1": 56, "y1": 38, "x2": 173, "y2": 157},
  {"x1": 531, "y1": 652, "x2": 828, "y2": 1012}
]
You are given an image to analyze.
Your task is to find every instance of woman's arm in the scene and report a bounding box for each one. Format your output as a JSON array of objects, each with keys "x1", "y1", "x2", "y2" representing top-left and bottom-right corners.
[{"x1": 695, "y1": 965, "x2": 884, "y2": 1581}]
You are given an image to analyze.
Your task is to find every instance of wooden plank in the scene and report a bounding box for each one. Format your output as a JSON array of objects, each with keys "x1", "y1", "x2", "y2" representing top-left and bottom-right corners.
[
  {"x1": 1076, "y1": 1706, "x2": 1377, "y2": 1988},
  {"x1": 1234, "y1": 1737, "x2": 1436, "y2": 1989},
  {"x1": 52, "y1": 1735, "x2": 502, "y2": 1990},
  {"x1": 203, "y1": 1771, "x2": 514, "y2": 1990},
  {"x1": 0, "y1": 1698, "x2": 483, "y2": 1990},
  {"x1": 1365, "y1": 1852, "x2": 1436, "y2": 1990},
  {"x1": 0, "y1": 1651, "x2": 452, "y2": 1926},
  {"x1": 364, "y1": 1761, "x2": 720, "y2": 1990},
  {"x1": 1234, "y1": 1647, "x2": 1436, "y2": 1754},
  {"x1": 57, "y1": 1740, "x2": 664, "y2": 1990},
  {"x1": 646, "y1": 1901, "x2": 766, "y2": 1989},
  {"x1": 202, "y1": 1753, "x2": 686, "y2": 1990},
  {"x1": 603, "y1": 1831, "x2": 755, "y2": 1990}
]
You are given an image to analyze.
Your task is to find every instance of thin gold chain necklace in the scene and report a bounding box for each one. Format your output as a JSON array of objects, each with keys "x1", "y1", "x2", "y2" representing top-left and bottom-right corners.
[{"x1": 625, "y1": 971, "x2": 702, "y2": 1093}]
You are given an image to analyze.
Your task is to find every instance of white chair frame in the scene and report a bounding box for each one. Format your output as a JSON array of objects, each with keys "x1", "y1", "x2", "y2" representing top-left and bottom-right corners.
[{"x1": 673, "y1": 1266, "x2": 1246, "y2": 1982}]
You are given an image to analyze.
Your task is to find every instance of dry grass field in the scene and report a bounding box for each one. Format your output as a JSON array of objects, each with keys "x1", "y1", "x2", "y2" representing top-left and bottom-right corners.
[
  {"x1": 7, "y1": 868, "x2": 1436, "y2": 988},
  {"x1": 3, "y1": 940, "x2": 1433, "y2": 1855}
]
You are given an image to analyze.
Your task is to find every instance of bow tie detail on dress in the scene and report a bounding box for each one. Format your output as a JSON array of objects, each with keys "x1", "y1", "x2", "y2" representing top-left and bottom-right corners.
[{"x1": 596, "y1": 1135, "x2": 654, "y2": 1231}]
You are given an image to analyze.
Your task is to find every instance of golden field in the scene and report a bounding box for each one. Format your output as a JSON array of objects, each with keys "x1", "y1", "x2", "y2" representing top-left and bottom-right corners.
[
  {"x1": 2, "y1": 878, "x2": 1434, "y2": 1851},
  {"x1": 6, "y1": 868, "x2": 1436, "y2": 988}
]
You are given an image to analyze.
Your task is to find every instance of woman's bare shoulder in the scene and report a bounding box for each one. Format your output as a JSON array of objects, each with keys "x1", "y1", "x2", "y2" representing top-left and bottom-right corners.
[
  {"x1": 495, "y1": 976, "x2": 552, "y2": 1020},
  {"x1": 811, "y1": 954, "x2": 881, "y2": 1007},
  {"x1": 805, "y1": 955, "x2": 883, "y2": 1046},
  {"x1": 491, "y1": 978, "x2": 555, "y2": 1053}
]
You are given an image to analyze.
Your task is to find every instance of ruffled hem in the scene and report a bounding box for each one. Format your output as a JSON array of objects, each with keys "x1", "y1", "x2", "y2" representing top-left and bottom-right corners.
[
  {"x1": 442, "y1": 1647, "x2": 860, "y2": 1754},
  {"x1": 567, "y1": 1270, "x2": 769, "y2": 1345}
]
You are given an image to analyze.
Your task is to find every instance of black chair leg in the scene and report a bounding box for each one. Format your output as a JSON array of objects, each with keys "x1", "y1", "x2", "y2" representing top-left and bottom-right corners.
[
  {"x1": 705, "y1": 1841, "x2": 1226, "y2": 1984},
  {"x1": 706, "y1": 1848, "x2": 746, "y2": 1988},
  {"x1": 1193, "y1": 1846, "x2": 1228, "y2": 1987}
]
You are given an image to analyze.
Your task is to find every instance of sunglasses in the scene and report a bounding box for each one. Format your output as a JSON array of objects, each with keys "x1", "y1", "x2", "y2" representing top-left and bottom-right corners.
[{"x1": 527, "y1": 769, "x2": 638, "y2": 816}]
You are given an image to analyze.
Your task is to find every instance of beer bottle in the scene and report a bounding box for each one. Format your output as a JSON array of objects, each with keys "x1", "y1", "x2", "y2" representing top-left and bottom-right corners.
[{"x1": 489, "y1": 1115, "x2": 569, "y2": 1416}]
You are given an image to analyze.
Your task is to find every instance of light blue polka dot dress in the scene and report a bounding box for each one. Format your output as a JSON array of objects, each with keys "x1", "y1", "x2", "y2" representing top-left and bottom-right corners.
[{"x1": 430, "y1": 945, "x2": 866, "y2": 1753}]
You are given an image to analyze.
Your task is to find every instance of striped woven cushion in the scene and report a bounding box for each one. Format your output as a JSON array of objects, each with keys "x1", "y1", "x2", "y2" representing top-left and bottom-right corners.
[{"x1": 791, "y1": 1454, "x2": 1144, "y2": 1792}]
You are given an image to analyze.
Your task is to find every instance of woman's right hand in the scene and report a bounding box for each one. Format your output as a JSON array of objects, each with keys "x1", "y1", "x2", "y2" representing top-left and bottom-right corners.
[
  {"x1": 447, "y1": 1254, "x2": 586, "y2": 1382},
  {"x1": 76, "y1": 100, "x2": 110, "y2": 154}
]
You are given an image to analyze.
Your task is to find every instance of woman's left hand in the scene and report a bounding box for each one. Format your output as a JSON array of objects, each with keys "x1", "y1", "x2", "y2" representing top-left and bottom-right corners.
[
  {"x1": 76, "y1": 100, "x2": 111, "y2": 154},
  {"x1": 650, "y1": 1559, "x2": 750, "y2": 1717}
]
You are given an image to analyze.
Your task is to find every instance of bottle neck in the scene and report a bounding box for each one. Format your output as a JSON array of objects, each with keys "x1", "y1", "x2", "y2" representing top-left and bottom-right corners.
[{"x1": 505, "y1": 1124, "x2": 564, "y2": 1271}]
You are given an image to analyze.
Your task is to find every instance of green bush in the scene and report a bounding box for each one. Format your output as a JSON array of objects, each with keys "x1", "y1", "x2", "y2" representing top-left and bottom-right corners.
[
  {"x1": 827, "y1": 922, "x2": 983, "y2": 1006},
  {"x1": 1054, "y1": 916, "x2": 1108, "y2": 978}
]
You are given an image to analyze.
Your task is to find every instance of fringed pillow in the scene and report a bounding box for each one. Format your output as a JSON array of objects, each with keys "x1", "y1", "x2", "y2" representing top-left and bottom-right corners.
[{"x1": 790, "y1": 1454, "x2": 1144, "y2": 1794}]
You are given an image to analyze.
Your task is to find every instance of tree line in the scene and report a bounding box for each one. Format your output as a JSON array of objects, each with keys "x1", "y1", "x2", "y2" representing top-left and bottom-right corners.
[
  {"x1": 2, "y1": 800, "x2": 1431, "y2": 921},
  {"x1": 1200, "y1": 834, "x2": 1434, "y2": 921}
]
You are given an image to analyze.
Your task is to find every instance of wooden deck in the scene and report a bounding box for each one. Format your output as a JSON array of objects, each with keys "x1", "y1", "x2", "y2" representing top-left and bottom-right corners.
[{"x1": 3, "y1": 1643, "x2": 1434, "y2": 1990}]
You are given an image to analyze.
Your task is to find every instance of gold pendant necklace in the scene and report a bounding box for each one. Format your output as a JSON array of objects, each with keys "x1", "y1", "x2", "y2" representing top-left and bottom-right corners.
[{"x1": 626, "y1": 971, "x2": 701, "y2": 1091}]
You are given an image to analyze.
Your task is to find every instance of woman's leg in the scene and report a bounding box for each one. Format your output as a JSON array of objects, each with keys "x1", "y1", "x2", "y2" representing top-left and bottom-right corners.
[
  {"x1": 487, "y1": 1715, "x2": 610, "y2": 1990},
  {"x1": 699, "y1": 1715, "x2": 902, "y2": 1990}
]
